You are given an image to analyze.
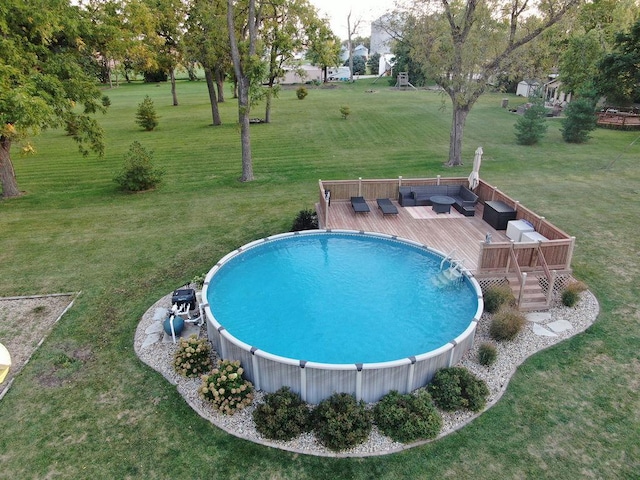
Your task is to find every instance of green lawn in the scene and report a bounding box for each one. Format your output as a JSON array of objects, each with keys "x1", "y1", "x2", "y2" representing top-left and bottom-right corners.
[{"x1": 0, "y1": 79, "x2": 638, "y2": 479}]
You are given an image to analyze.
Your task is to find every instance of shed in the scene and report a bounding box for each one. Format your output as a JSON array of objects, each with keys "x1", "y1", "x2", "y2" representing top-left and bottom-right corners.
[
  {"x1": 516, "y1": 80, "x2": 541, "y2": 97},
  {"x1": 281, "y1": 65, "x2": 322, "y2": 85}
]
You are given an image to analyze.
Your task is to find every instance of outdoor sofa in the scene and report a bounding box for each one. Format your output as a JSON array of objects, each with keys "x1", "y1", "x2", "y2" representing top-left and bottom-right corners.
[{"x1": 397, "y1": 185, "x2": 478, "y2": 216}]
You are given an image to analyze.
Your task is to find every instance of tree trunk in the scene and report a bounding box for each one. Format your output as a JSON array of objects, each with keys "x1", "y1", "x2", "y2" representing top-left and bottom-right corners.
[
  {"x1": 237, "y1": 76, "x2": 254, "y2": 181},
  {"x1": 447, "y1": 105, "x2": 470, "y2": 166},
  {"x1": 265, "y1": 81, "x2": 274, "y2": 124},
  {"x1": 347, "y1": 13, "x2": 353, "y2": 83},
  {"x1": 204, "y1": 68, "x2": 222, "y2": 126},
  {"x1": 170, "y1": 69, "x2": 178, "y2": 106},
  {"x1": 228, "y1": 0, "x2": 255, "y2": 182},
  {"x1": 0, "y1": 136, "x2": 21, "y2": 198},
  {"x1": 214, "y1": 67, "x2": 225, "y2": 103}
]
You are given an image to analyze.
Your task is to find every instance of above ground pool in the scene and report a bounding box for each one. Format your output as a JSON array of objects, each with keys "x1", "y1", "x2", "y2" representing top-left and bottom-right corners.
[{"x1": 202, "y1": 230, "x2": 483, "y2": 403}]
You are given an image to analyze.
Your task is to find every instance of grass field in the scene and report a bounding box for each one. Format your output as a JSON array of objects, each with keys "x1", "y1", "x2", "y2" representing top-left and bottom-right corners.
[{"x1": 0, "y1": 78, "x2": 639, "y2": 479}]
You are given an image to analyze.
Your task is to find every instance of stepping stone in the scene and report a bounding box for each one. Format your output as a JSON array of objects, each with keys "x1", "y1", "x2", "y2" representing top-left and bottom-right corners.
[
  {"x1": 141, "y1": 332, "x2": 162, "y2": 349},
  {"x1": 153, "y1": 308, "x2": 167, "y2": 321},
  {"x1": 526, "y1": 312, "x2": 551, "y2": 323},
  {"x1": 532, "y1": 323, "x2": 557, "y2": 337},
  {"x1": 547, "y1": 320, "x2": 573, "y2": 333},
  {"x1": 145, "y1": 322, "x2": 165, "y2": 335},
  {"x1": 182, "y1": 324, "x2": 200, "y2": 338}
]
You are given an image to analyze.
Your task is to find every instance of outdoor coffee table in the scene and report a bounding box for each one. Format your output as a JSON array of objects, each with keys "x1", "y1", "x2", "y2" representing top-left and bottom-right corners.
[{"x1": 431, "y1": 195, "x2": 456, "y2": 214}]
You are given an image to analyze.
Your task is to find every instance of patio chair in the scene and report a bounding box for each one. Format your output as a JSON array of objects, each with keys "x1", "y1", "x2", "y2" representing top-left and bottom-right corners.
[
  {"x1": 350, "y1": 196, "x2": 370, "y2": 213},
  {"x1": 377, "y1": 198, "x2": 398, "y2": 216}
]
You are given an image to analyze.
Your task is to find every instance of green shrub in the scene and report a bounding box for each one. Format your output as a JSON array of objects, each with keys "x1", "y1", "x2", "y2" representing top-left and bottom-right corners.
[
  {"x1": 483, "y1": 285, "x2": 516, "y2": 314},
  {"x1": 489, "y1": 307, "x2": 526, "y2": 341},
  {"x1": 173, "y1": 335, "x2": 212, "y2": 378},
  {"x1": 339, "y1": 105, "x2": 351, "y2": 119},
  {"x1": 113, "y1": 141, "x2": 165, "y2": 192},
  {"x1": 478, "y1": 342, "x2": 498, "y2": 366},
  {"x1": 198, "y1": 360, "x2": 253, "y2": 414},
  {"x1": 253, "y1": 387, "x2": 311, "y2": 441},
  {"x1": 135, "y1": 95, "x2": 159, "y2": 131},
  {"x1": 311, "y1": 393, "x2": 372, "y2": 451},
  {"x1": 562, "y1": 280, "x2": 587, "y2": 307},
  {"x1": 561, "y1": 98, "x2": 597, "y2": 143},
  {"x1": 296, "y1": 87, "x2": 308, "y2": 100},
  {"x1": 291, "y1": 208, "x2": 318, "y2": 231},
  {"x1": 428, "y1": 367, "x2": 489, "y2": 412},
  {"x1": 373, "y1": 390, "x2": 442, "y2": 443}
]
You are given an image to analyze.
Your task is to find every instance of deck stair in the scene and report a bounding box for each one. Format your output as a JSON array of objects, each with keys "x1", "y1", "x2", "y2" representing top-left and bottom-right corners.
[{"x1": 506, "y1": 273, "x2": 548, "y2": 312}]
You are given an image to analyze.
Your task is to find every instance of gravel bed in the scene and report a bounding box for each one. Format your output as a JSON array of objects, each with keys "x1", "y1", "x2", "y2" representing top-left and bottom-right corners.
[{"x1": 134, "y1": 290, "x2": 598, "y2": 457}]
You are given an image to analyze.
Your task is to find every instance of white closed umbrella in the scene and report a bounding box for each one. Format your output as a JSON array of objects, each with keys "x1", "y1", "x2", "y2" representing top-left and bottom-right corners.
[
  {"x1": 0, "y1": 342, "x2": 11, "y2": 384},
  {"x1": 468, "y1": 146, "x2": 483, "y2": 190}
]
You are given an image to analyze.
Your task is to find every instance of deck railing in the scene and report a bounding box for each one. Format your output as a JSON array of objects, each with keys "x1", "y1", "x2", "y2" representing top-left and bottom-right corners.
[{"x1": 318, "y1": 176, "x2": 575, "y2": 277}]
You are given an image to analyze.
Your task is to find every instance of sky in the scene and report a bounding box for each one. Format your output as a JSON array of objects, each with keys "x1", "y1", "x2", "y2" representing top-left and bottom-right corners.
[{"x1": 309, "y1": 0, "x2": 395, "y2": 40}]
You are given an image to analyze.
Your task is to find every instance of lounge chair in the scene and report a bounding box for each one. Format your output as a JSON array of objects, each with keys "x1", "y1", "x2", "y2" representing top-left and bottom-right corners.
[
  {"x1": 377, "y1": 198, "x2": 398, "y2": 216},
  {"x1": 350, "y1": 196, "x2": 370, "y2": 213}
]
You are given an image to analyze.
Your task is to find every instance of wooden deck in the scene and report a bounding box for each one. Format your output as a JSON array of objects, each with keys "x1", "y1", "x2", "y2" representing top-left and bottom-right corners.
[{"x1": 321, "y1": 200, "x2": 510, "y2": 273}]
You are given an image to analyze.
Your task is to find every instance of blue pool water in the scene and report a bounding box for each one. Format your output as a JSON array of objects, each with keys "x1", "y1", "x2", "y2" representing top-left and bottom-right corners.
[{"x1": 207, "y1": 233, "x2": 478, "y2": 364}]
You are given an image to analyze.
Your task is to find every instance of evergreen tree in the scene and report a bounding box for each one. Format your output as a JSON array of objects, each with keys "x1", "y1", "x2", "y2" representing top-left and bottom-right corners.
[
  {"x1": 561, "y1": 98, "x2": 597, "y2": 143},
  {"x1": 135, "y1": 96, "x2": 159, "y2": 131},
  {"x1": 515, "y1": 99, "x2": 548, "y2": 145}
]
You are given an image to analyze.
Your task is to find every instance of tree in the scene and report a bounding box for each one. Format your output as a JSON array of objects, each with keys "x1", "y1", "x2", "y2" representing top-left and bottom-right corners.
[
  {"x1": 184, "y1": 0, "x2": 231, "y2": 126},
  {"x1": 408, "y1": 0, "x2": 581, "y2": 166},
  {"x1": 560, "y1": 98, "x2": 597, "y2": 143},
  {"x1": 368, "y1": 52, "x2": 381, "y2": 75},
  {"x1": 135, "y1": 95, "x2": 159, "y2": 131},
  {"x1": 227, "y1": 0, "x2": 264, "y2": 182},
  {"x1": 0, "y1": 0, "x2": 107, "y2": 198},
  {"x1": 559, "y1": 32, "x2": 603, "y2": 97},
  {"x1": 346, "y1": 11, "x2": 363, "y2": 82},
  {"x1": 79, "y1": 0, "x2": 130, "y2": 88},
  {"x1": 305, "y1": 17, "x2": 341, "y2": 82},
  {"x1": 345, "y1": 56, "x2": 366, "y2": 75},
  {"x1": 142, "y1": 0, "x2": 187, "y2": 106},
  {"x1": 596, "y1": 19, "x2": 640, "y2": 106},
  {"x1": 261, "y1": 0, "x2": 320, "y2": 123},
  {"x1": 514, "y1": 98, "x2": 548, "y2": 145},
  {"x1": 558, "y1": 0, "x2": 640, "y2": 99}
]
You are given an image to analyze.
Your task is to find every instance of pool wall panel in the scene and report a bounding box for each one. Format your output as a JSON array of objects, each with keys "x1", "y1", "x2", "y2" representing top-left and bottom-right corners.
[{"x1": 305, "y1": 367, "x2": 357, "y2": 404}]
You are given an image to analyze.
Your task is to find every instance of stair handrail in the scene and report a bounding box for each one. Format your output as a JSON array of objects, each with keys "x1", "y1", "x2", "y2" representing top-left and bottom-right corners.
[
  {"x1": 536, "y1": 243, "x2": 552, "y2": 283},
  {"x1": 509, "y1": 246, "x2": 524, "y2": 284},
  {"x1": 509, "y1": 246, "x2": 525, "y2": 307},
  {"x1": 535, "y1": 243, "x2": 555, "y2": 306},
  {"x1": 440, "y1": 249, "x2": 457, "y2": 271}
]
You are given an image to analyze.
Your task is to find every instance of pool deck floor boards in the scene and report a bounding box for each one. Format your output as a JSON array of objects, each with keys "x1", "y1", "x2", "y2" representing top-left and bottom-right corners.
[{"x1": 321, "y1": 200, "x2": 509, "y2": 273}]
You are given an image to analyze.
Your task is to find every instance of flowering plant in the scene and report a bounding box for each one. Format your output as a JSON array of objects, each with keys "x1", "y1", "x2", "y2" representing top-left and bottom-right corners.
[
  {"x1": 173, "y1": 335, "x2": 212, "y2": 378},
  {"x1": 199, "y1": 360, "x2": 253, "y2": 414}
]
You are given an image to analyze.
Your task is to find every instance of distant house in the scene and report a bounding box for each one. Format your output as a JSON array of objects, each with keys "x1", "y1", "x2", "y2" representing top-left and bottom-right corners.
[
  {"x1": 516, "y1": 79, "x2": 541, "y2": 97},
  {"x1": 353, "y1": 44, "x2": 368, "y2": 59},
  {"x1": 544, "y1": 76, "x2": 572, "y2": 106},
  {"x1": 340, "y1": 44, "x2": 369, "y2": 63}
]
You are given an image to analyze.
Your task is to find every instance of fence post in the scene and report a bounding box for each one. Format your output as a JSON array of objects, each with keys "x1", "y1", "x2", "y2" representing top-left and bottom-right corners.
[{"x1": 358, "y1": 177, "x2": 362, "y2": 197}]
